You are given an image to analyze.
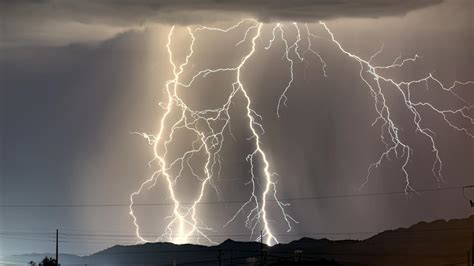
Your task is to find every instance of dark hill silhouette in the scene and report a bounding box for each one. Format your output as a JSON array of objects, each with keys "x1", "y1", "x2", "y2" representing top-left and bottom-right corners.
[{"x1": 2, "y1": 215, "x2": 473, "y2": 265}]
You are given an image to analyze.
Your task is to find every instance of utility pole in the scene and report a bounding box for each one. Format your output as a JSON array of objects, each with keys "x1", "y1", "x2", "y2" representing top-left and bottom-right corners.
[
  {"x1": 218, "y1": 249, "x2": 222, "y2": 266},
  {"x1": 471, "y1": 233, "x2": 473, "y2": 266},
  {"x1": 55, "y1": 229, "x2": 59, "y2": 266},
  {"x1": 469, "y1": 249, "x2": 471, "y2": 266},
  {"x1": 260, "y1": 231, "x2": 263, "y2": 266}
]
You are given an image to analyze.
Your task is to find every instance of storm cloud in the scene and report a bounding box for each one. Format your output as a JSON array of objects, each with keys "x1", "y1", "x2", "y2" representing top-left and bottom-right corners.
[
  {"x1": 3, "y1": 0, "x2": 444, "y2": 24},
  {"x1": 2, "y1": 0, "x2": 443, "y2": 46}
]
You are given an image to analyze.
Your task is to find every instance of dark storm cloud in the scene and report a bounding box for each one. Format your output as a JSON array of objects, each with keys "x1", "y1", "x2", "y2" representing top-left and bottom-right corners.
[
  {"x1": 2, "y1": 0, "x2": 443, "y2": 46},
  {"x1": 3, "y1": 0, "x2": 443, "y2": 26}
]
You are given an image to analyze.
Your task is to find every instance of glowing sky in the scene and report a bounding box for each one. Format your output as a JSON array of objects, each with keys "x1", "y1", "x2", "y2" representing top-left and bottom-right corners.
[{"x1": 1, "y1": 0, "x2": 473, "y2": 256}]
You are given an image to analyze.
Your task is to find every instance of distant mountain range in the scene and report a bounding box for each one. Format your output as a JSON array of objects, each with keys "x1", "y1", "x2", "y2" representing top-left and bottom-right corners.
[{"x1": 2, "y1": 215, "x2": 473, "y2": 265}]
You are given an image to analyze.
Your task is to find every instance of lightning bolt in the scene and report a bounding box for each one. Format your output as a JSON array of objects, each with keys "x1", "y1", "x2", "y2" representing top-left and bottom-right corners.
[
  {"x1": 129, "y1": 20, "x2": 298, "y2": 246},
  {"x1": 318, "y1": 21, "x2": 473, "y2": 192},
  {"x1": 129, "y1": 20, "x2": 473, "y2": 246}
]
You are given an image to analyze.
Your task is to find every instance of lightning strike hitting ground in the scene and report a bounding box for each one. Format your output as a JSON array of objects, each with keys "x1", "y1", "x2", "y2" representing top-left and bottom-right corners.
[{"x1": 129, "y1": 20, "x2": 474, "y2": 246}]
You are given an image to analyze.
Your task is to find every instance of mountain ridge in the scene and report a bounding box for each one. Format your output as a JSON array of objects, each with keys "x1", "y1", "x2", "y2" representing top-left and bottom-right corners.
[{"x1": 2, "y1": 215, "x2": 473, "y2": 265}]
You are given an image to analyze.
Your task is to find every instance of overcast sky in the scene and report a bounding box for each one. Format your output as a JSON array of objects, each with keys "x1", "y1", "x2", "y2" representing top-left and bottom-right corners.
[{"x1": 1, "y1": 0, "x2": 473, "y2": 257}]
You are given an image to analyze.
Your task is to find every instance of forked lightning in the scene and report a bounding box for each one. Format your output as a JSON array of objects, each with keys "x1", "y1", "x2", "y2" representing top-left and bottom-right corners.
[{"x1": 129, "y1": 20, "x2": 474, "y2": 245}]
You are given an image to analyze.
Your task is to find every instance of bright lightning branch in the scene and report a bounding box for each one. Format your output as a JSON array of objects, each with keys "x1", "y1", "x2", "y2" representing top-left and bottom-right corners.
[{"x1": 129, "y1": 20, "x2": 473, "y2": 246}]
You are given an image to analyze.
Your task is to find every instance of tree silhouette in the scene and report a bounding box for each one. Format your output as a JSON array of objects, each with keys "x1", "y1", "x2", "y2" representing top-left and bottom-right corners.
[{"x1": 39, "y1": 256, "x2": 57, "y2": 266}]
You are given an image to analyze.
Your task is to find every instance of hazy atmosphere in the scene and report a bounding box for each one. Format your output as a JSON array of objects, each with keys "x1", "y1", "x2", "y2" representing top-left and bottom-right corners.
[{"x1": 1, "y1": 0, "x2": 473, "y2": 262}]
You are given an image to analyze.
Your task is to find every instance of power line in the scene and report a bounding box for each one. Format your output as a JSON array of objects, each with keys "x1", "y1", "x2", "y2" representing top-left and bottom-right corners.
[
  {"x1": 55, "y1": 226, "x2": 474, "y2": 238},
  {"x1": 2, "y1": 219, "x2": 474, "y2": 239},
  {"x1": 0, "y1": 186, "x2": 467, "y2": 208},
  {"x1": 1, "y1": 225, "x2": 473, "y2": 245}
]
